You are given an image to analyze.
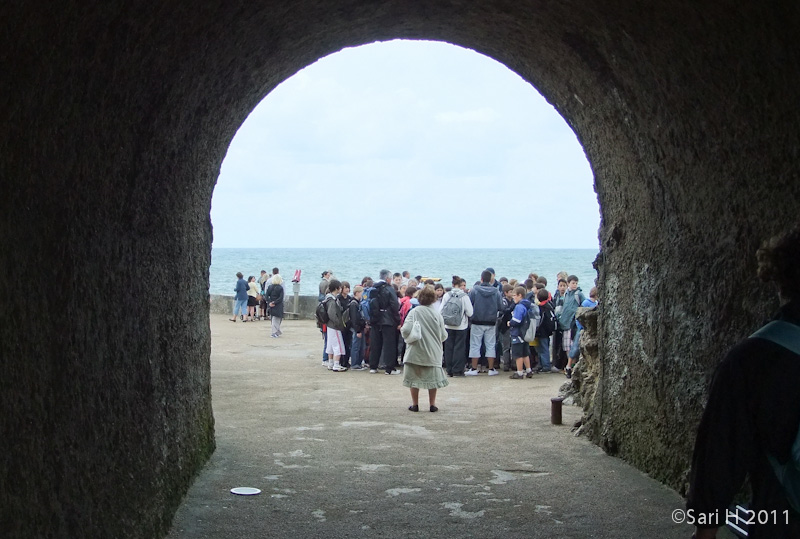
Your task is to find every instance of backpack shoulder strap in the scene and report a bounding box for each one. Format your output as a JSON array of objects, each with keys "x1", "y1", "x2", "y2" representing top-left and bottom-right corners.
[
  {"x1": 755, "y1": 321, "x2": 800, "y2": 512},
  {"x1": 750, "y1": 320, "x2": 800, "y2": 355}
]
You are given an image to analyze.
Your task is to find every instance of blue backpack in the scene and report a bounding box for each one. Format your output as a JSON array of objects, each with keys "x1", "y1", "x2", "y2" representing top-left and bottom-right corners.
[
  {"x1": 360, "y1": 288, "x2": 374, "y2": 325},
  {"x1": 751, "y1": 320, "x2": 800, "y2": 513}
]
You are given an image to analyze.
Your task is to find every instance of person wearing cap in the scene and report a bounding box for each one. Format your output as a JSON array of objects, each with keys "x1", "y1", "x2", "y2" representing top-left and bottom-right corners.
[
  {"x1": 485, "y1": 267, "x2": 503, "y2": 291},
  {"x1": 466, "y1": 270, "x2": 504, "y2": 376}
]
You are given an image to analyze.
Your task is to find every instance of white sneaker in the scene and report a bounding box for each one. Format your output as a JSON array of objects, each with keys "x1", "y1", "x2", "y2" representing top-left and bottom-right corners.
[
  {"x1": 332, "y1": 364, "x2": 348, "y2": 372},
  {"x1": 369, "y1": 369, "x2": 378, "y2": 374},
  {"x1": 322, "y1": 361, "x2": 329, "y2": 368},
  {"x1": 465, "y1": 369, "x2": 479, "y2": 376},
  {"x1": 487, "y1": 369, "x2": 499, "y2": 376}
]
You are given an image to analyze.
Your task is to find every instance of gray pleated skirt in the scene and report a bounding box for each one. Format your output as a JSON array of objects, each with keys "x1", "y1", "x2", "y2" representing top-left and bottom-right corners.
[{"x1": 402, "y1": 363, "x2": 450, "y2": 390}]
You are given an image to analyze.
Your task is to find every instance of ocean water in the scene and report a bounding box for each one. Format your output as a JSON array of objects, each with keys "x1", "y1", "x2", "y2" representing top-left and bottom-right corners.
[{"x1": 210, "y1": 248, "x2": 599, "y2": 296}]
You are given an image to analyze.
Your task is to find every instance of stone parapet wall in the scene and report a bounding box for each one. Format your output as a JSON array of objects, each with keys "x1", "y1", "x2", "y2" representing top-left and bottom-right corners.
[{"x1": 210, "y1": 294, "x2": 318, "y2": 320}]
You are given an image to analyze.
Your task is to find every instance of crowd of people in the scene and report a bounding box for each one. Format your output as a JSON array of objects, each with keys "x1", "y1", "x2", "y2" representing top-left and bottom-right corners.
[
  {"x1": 314, "y1": 267, "x2": 598, "y2": 382},
  {"x1": 230, "y1": 267, "x2": 285, "y2": 338},
  {"x1": 226, "y1": 226, "x2": 800, "y2": 536},
  {"x1": 221, "y1": 224, "x2": 800, "y2": 536}
]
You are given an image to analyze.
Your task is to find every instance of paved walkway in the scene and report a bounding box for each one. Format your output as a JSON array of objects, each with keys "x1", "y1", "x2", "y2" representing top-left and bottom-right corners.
[{"x1": 166, "y1": 315, "x2": 710, "y2": 538}]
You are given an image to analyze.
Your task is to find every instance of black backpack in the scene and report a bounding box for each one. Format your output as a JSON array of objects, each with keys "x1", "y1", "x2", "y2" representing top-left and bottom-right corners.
[
  {"x1": 348, "y1": 300, "x2": 364, "y2": 331},
  {"x1": 369, "y1": 283, "x2": 390, "y2": 324},
  {"x1": 341, "y1": 297, "x2": 352, "y2": 328},
  {"x1": 315, "y1": 298, "x2": 331, "y2": 328},
  {"x1": 538, "y1": 303, "x2": 557, "y2": 337},
  {"x1": 498, "y1": 297, "x2": 513, "y2": 332}
]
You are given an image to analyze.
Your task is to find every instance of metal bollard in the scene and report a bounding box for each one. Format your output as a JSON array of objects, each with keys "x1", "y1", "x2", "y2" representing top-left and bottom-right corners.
[
  {"x1": 292, "y1": 281, "x2": 301, "y2": 314},
  {"x1": 550, "y1": 397, "x2": 565, "y2": 425}
]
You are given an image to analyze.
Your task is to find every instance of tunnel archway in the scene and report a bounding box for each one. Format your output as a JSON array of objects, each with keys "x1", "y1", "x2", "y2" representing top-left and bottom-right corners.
[{"x1": 2, "y1": 2, "x2": 799, "y2": 537}]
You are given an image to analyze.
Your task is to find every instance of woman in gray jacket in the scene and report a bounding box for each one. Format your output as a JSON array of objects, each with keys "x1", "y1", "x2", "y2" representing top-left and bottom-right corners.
[{"x1": 401, "y1": 286, "x2": 449, "y2": 412}]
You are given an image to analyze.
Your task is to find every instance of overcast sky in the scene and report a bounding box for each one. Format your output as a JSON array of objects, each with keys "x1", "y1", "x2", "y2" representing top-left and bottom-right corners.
[{"x1": 211, "y1": 39, "x2": 599, "y2": 249}]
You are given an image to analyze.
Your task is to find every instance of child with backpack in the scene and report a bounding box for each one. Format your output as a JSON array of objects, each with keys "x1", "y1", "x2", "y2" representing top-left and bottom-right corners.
[
  {"x1": 560, "y1": 275, "x2": 587, "y2": 379},
  {"x1": 524, "y1": 294, "x2": 541, "y2": 368},
  {"x1": 566, "y1": 286, "x2": 598, "y2": 377},
  {"x1": 441, "y1": 276, "x2": 473, "y2": 377},
  {"x1": 349, "y1": 285, "x2": 368, "y2": 370},
  {"x1": 508, "y1": 286, "x2": 534, "y2": 379},
  {"x1": 399, "y1": 286, "x2": 418, "y2": 325},
  {"x1": 497, "y1": 284, "x2": 515, "y2": 371},
  {"x1": 318, "y1": 279, "x2": 348, "y2": 372},
  {"x1": 551, "y1": 278, "x2": 569, "y2": 371},
  {"x1": 337, "y1": 281, "x2": 354, "y2": 368},
  {"x1": 535, "y1": 288, "x2": 559, "y2": 373}
]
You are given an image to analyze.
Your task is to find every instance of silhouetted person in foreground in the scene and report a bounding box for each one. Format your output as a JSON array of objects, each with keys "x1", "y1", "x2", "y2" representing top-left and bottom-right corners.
[{"x1": 687, "y1": 224, "x2": 800, "y2": 539}]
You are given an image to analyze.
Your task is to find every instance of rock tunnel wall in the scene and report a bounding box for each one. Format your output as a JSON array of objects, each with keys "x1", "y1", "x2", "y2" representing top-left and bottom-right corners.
[{"x1": 1, "y1": 1, "x2": 799, "y2": 536}]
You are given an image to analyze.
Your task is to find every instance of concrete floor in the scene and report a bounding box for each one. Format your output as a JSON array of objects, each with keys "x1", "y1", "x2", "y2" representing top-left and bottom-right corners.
[{"x1": 166, "y1": 315, "x2": 716, "y2": 538}]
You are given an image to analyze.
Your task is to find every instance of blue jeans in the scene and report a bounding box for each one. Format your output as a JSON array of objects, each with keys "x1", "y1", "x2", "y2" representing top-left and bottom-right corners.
[
  {"x1": 569, "y1": 326, "x2": 582, "y2": 360},
  {"x1": 535, "y1": 336, "x2": 552, "y2": 370},
  {"x1": 351, "y1": 332, "x2": 365, "y2": 367},
  {"x1": 233, "y1": 299, "x2": 248, "y2": 316}
]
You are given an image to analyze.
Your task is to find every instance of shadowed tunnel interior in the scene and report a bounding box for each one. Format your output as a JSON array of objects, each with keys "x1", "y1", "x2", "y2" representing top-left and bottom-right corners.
[{"x1": 1, "y1": 1, "x2": 799, "y2": 537}]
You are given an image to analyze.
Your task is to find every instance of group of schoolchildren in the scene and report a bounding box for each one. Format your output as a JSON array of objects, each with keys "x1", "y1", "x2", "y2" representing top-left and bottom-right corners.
[{"x1": 315, "y1": 269, "x2": 598, "y2": 380}]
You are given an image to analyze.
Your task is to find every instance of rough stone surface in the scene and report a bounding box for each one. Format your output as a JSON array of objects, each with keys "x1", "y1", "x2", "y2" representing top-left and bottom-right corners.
[
  {"x1": 2, "y1": 1, "x2": 799, "y2": 536},
  {"x1": 560, "y1": 307, "x2": 600, "y2": 411},
  {"x1": 167, "y1": 315, "x2": 694, "y2": 539}
]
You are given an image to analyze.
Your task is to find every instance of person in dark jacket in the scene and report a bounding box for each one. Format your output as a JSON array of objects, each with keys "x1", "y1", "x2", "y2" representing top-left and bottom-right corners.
[
  {"x1": 368, "y1": 269, "x2": 402, "y2": 375},
  {"x1": 349, "y1": 285, "x2": 368, "y2": 370},
  {"x1": 534, "y1": 288, "x2": 559, "y2": 373},
  {"x1": 265, "y1": 274, "x2": 284, "y2": 338},
  {"x1": 687, "y1": 224, "x2": 800, "y2": 539},
  {"x1": 466, "y1": 269, "x2": 504, "y2": 376},
  {"x1": 337, "y1": 281, "x2": 354, "y2": 368},
  {"x1": 550, "y1": 279, "x2": 568, "y2": 370},
  {"x1": 497, "y1": 284, "x2": 515, "y2": 371},
  {"x1": 324, "y1": 279, "x2": 348, "y2": 372},
  {"x1": 507, "y1": 286, "x2": 534, "y2": 379}
]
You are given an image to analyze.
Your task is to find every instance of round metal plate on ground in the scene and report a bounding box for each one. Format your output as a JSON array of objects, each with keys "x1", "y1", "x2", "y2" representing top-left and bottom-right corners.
[{"x1": 230, "y1": 487, "x2": 261, "y2": 496}]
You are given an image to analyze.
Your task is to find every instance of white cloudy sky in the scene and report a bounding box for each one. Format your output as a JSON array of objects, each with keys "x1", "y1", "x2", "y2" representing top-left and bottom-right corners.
[{"x1": 211, "y1": 39, "x2": 599, "y2": 249}]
